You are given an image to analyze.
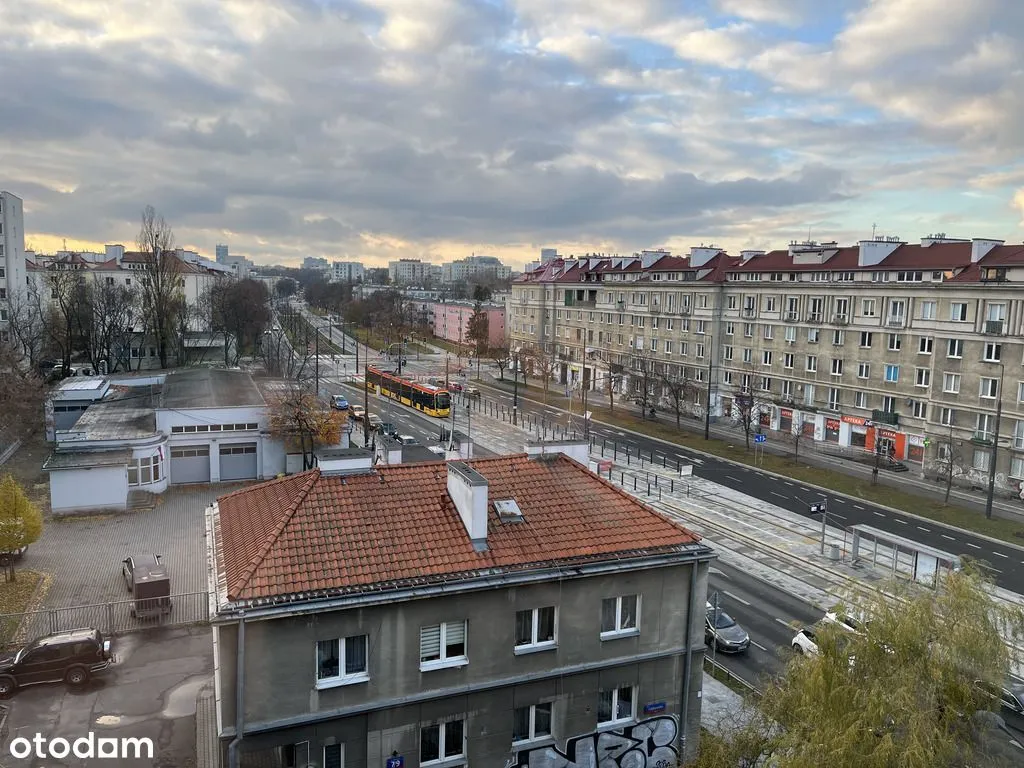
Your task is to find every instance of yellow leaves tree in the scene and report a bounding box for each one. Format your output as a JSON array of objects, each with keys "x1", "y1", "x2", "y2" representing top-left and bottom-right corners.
[
  {"x1": 696, "y1": 566, "x2": 1024, "y2": 768},
  {"x1": 0, "y1": 474, "x2": 44, "y2": 582},
  {"x1": 266, "y1": 385, "x2": 346, "y2": 470}
]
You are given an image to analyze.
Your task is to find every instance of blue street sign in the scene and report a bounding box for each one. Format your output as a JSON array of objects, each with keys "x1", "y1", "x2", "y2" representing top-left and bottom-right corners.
[
  {"x1": 754, "y1": 434, "x2": 766, "y2": 443},
  {"x1": 386, "y1": 757, "x2": 404, "y2": 768}
]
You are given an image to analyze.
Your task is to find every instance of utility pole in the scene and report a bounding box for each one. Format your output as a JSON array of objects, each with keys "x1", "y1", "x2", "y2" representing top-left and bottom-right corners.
[
  {"x1": 363, "y1": 363, "x2": 370, "y2": 447},
  {"x1": 512, "y1": 351, "x2": 520, "y2": 426},
  {"x1": 314, "y1": 324, "x2": 320, "y2": 397},
  {"x1": 704, "y1": 331, "x2": 714, "y2": 440},
  {"x1": 985, "y1": 364, "x2": 1005, "y2": 519}
]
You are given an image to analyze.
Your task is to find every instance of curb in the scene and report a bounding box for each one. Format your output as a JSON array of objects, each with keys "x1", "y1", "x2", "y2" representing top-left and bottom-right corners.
[{"x1": 476, "y1": 380, "x2": 1024, "y2": 556}]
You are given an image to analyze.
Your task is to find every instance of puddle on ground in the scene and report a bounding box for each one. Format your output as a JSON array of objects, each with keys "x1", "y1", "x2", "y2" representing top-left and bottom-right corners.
[
  {"x1": 95, "y1": 713, "x2": 146, "y2": 728},
  {"x1": 162, "y1": 676, "x2": 209, "y2": 719}
]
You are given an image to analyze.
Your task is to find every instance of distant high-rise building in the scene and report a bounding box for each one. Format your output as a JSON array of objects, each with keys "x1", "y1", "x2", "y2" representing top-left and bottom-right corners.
[
  {"x1": 388, "y1": 258, "x2": 433, "y2": 285},
  {"x1": 302, "y1": 256, "x2": 330, "y2": 272},
  {"x1": 0, "y1": 191, "x2": 26, "y2": 343},
  {"x1": 441, "y1": 255, "x2": 512, "y2": 283},
  {"x1": 332, "y1": 261, "x2": 365, "y2": 283},
  {"x1": 540, "y1": 247, "x2": 558, "y2": 263},
  {"x1": 215, "y1": 244, "x2": 229, "y2": 263}
]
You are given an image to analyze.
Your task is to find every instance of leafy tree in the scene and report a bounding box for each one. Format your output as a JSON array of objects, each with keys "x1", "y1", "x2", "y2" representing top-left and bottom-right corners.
[
  {"x1": 0, "y1": 474, "x2": 43, "y2": 582},
  {"x1": 266, "y1": 385, "x2": 346, "y2": 470},
  {"x1": 136, "y1": 206, "x2": 182, "y2": 368},
  {"x1": 697, "y1": 567, "x2": 1024, "y2": 768}
]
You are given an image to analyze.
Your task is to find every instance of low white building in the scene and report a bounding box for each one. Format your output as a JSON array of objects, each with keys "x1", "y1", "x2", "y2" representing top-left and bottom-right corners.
[{"x1": 43, "y1": 369, "x2": 287, "y2": 514}]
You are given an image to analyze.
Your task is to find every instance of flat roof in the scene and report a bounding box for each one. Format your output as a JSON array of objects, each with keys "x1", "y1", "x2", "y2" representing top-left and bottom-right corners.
[
  {"x1": 69, "y1": 403, "x2": 157, "y2": 440},
  {"x1": 160, "y1": 368, "x2": 265, "y2": 409},
  {"x1": 316, "y1": 447, "x2": 373, "y2": 460},
  {"x1": 43, "y1": 449, "x2": 132, "y2": 471}
]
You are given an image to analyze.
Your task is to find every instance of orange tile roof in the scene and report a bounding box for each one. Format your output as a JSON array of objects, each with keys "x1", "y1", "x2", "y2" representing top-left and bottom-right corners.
[{"x1": 214, "y1": 454, "x2": 704, "y2": 603}]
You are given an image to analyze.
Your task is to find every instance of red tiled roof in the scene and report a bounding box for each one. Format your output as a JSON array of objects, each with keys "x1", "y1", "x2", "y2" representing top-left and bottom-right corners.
[
  {"x1": 976, "y1": 244, "x2": 1024, "y2": 266},
  {"x1": 881, "y1": 242, "x2": 972, "y2": 269},
  {"x1": 214, "y1": 454, "x2": 703, "y2": 602},
  {"x1": 699, "y1": 252, "x2": 742, "y2": 281}
]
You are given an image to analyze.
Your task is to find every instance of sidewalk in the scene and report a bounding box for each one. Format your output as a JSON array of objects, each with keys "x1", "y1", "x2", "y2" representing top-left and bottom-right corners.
[{"x1": 477, "y1": 374, "x2": 1024, "y2": 524}]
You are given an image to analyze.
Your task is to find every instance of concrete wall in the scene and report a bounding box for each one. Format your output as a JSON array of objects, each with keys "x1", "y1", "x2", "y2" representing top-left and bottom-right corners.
[
  {"x1": 50, "y1": 465, "x2": 129, "y2": 512},
  {"x1": 218, "y1": 560, "x2": 709, "y2": 765}
]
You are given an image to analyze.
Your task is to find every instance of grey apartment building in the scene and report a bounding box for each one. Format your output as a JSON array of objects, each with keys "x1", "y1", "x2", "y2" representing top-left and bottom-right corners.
[
  {"x1": 206, "y1": 450, "x2": 715, "y2": 768},
  {"x1": 509, "y1": 236, "x2": 1024, "y2": 499}
]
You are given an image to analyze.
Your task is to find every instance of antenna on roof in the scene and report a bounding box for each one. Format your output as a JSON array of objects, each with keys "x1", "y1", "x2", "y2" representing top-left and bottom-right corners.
[{"x1": 871, "y1": 223, "x2": 877, "y2": 240}]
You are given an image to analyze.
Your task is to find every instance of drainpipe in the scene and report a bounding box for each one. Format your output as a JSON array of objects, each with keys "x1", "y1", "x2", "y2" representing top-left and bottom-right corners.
[
  {"x1": 679, "y1": 562, "x2": 700, "y2": 759},
  {"x1": 227, "y1": 615, "x2": 246, "y2": 768}
]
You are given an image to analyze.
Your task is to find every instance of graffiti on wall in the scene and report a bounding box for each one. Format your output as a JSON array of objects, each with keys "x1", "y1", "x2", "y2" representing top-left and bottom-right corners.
[{"x1": 507, "y1": 715, "x2": 678, "y2": 768}]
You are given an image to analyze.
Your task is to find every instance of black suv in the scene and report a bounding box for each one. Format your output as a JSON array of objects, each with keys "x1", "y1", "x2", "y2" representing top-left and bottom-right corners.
[{"x1": 0, "y1": 628, "x2": 113, "y2": 696}]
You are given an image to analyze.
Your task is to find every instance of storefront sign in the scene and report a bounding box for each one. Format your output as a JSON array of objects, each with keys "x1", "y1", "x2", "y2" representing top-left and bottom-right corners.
[
  {"x1": 908, "y1": 435, "x2": 925, "y2": 447},
  {"x1": 878, "y1": 429, "x2": 899, "y2": 439},
  {"x1": 826, "y1": 419, "x2": 840, "y2": 430},
  {"x1": 781, "y1": 409, "x2": 793, "y2": 418},
  {"x1": 842, "y1": 415, "x2": 867, "y2": 426}
]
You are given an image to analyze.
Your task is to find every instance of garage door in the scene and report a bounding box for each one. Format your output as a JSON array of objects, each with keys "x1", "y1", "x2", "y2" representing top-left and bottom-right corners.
[
  {"x1": 219, "y1": 443, "x2": 258, "y2": 481},
  {"x1": 170, "y1": 445, "x2": 211, "y2": 484}
]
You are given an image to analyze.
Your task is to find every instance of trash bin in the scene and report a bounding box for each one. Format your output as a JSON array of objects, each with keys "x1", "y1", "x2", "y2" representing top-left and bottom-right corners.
[{"x1": 827, "y1": 544, "x2": 841, "y2": 561}]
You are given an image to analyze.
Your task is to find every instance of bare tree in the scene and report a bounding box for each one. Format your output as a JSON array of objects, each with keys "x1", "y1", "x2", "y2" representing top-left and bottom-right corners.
[
  {"x1": 660, "y1": 365, "x2": 699, "y2": 429},
  {"x1": 85, "y1": 280, "x2": 138, "y2": 373},
  {"x1": 937, "y1": 420, "x2": 963, "y2": 505},
  {"x1": 266, "y1": 383, "x2": 345, "y2": 470},
  {"x1": 44, "y1": 267, "x2": 90, "y2": 374},
  {"x1": 629, "y1": 354, "x2": 657, "y2": 419},
  {"x1": 489, "y1": 345, "x2": 509, "y2": 380},
  {"x1": 136, "y1": 206, "x2": 181, "y2": 368},
  {"x1": 209, "y1": 279, "x2": 271, "y2": 365},
  {"x1": 524, "y1": 344, "x2": 558, "y2": 399},
  {"x1": 0, "y1": 341, "x2": 46, "y2": 445},
  {"x1": 5, "y1": 286, "x2": 46, "y2": 366}
]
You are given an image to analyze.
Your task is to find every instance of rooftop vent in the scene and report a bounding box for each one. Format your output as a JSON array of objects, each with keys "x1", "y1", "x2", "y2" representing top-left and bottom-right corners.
[{"x1": 494, "y1": 499, "x2": 524, "y2": 523}]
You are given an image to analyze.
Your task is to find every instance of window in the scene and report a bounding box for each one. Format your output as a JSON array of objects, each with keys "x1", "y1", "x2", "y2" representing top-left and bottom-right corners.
[
  {"x1": 696, "y1": 343, "x2": 705, "y2": 359},
  {"x1": 862, "y1": 299, "x2": 876, "y2": 317},
  {"x1": 1012, "y1": 456, "x2": 1024, "y2": 480},
  {"x1": 881, "y1": 395, "x2": 896, "y2": 413},
  {"x1": 943, "y1": 373, "x2": 960, "y2": 393},
  {"x1": 420, "y1": 621, "x2": 467, "y2": 670},
  {"x1": 857, "y1": 362, "x2": 870, "y2": 379},
  {"x1": 783, "y1": 353, "x2": 794, "y2": 369},
  {"x1": 831, "y1": 329, "x2": 844, "y2": 346},
  {"x1": 763, "y1": 324, "x2": 774, "y2": 340},
  {"x1": 784, "y1": 325, "x2": 796, "y2": 343},
  {"x1": 887, "y1": 334, "x2": 902, "y2": 351},
  {"x1": 921, "y1": 300, "x2": 936, "y2": 320},
  {"x1": 984, "y1": 343, "x2": 1001, "y2": 362},
  {"x1": 513, "y1": 703, "x2": 552, "y2": 744},
  {"x1": 940, "y1": 407, "x2": 955, "y2": 426},
  {"x1": 725, "y1": 322, "x2": 734, "y2": 336},
  {"x1": 831, "y1": 359, "x2": 843, "y2": 376},
  {"x1": 859, "y1": 332, "x2": 873, "y2": 348},
  {"x1": 721, "y1": 345, "x2": 731, "y2": 361},
  {"x1": 743, "y1": 323, "x2": 753, "y2": 337},
  {"x1": 918, "y1": 336, "x2": 933, "y2": 354},
  {"x1": 420, "y1": 720, "x2": 464, "y2": 765},
  {"x1": 323, "y1": 745, "x2": 343, "y2": 768},
  {"x1": 515, "y1": 607, "x2": 556, "y2": 652},
  {"x1": 807, "y1": 328, "x2": 820, "y2": 343},
  {"x1": 884, "y1": 365, "x2": 899, "y2": 383},
  {"x1": 1019, "y1": 382, "x2": 1024, "y2": 403},
  {"x1": 316, "y1": 635, "x2": 368, "y2": 688},
  {"x1": 762, "y1": 350, "x2": 773, "y2": 366},
  {"x1": 912, "y1": 400, "x2": 927, "y2": 419},
  {"x1": 598, "y1": 686, "x2": 636, "y2": 726},
  {"x1": 977, "y1": 413, "x2": 994, "y2": 439},
  {"x1": 980, "y1": 378, "x2": 998, "y2": 399},
  {"x1": 1014, "y1": 421, "x2": 1024, "y2": 451},
  {"x1": 806, "y1": 355, "x2": 817, "y2": 373},
  {"x1": 127, "y1": 455, "x2": 161, "y2": 487},
  {"x1": 742, "y1": 348, "x2": 752, "y2": 364},
  {"x1": 947, "y1": 338, "x2": 963, "y2": 358},
  {"x1": 915, "y1": 368, "x2": 930, "y2": 387},
  {"x1": 696, "y1": 320, "x2": 706, "y2": 335},
  {"x1": 601, "y1": 595, "x2": 639, "y2": 638},
  {"x1": 828, "y1": 388, "x2": 840, "y2": 410},
  {"x1": 950, "y1": 302, "x2": 968, "y2": 321},
  {"x1": 855, "y1": 391, "x2": 868, "y2": 409},
  {"x1": 764, "y1": 296, "x2": 777, "y2": 312},
  {"x1": 973, "y1": 449, "x2": 991, "y2": 472},
  {"x1": 760, "y1": 376, "x2": 772, "y2": 393},
  {"x1": 804, "y1": 384, "x2": 815, "y2": 406}
]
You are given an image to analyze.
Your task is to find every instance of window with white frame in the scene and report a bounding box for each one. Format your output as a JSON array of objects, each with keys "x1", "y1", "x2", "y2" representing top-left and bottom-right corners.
[
  {"x1": 316, "y1": 635, "x2": 368, "y2": 687},
  {"x1": 857, "y1": 362, "x2": 870, "y2": 379},
  {"x1": 884, "y1": 365, "x2": 899, "y2": 383},
  {"x1": 831, "y1": 359, "x2": 843, "y2": 376},
  {"x1": 785, "y1": 326, "x2": 796, "y2": 343},
  {"x1": 783, "y1": 353, "x2": 794, "y2": 369},
  {"x1": 855, "y1": 391, "x2": 868, "y2": 409},
  {"x1": 862, "y1": 299, "x2": 876, "y2": 317},
  {"x1": 764, "y1": 324, "x2": 774, "y2": 340},
  {"x1": 515, "y1": 607, "x2": 556, "y2": 652},
  {"x1": 762, "y1": 350, "x2": 773, "y2": 366},
  {"x1": 1014, "y1": 420, "x2": 1024, "y2": 450},
  {"x1": 723, "y1": 371, "x2": 733, "y2": 385},
  {"x1": 804, "y1": 384, "x2": 815, "y2": 406},
  {"x1": 859, "y1": 332, "x2": 873, "y2": 348},
  {"x1": 977, "y1": 413, "x2": 994, "y2": 440},
  {"x1": 782, "y1": 380, "x2": 794, "y2": 398},
  {"x1": 828, "y1": 388, "x2": 840, "y2": 410},
  {"x1": 127, "y1": 455, "x2": 161, "y2": 486},
  {"x1": 1012, "y1": 456, "x2": 1024, "y2": 480},
  {"x1": 760, "y1": 377, "x2": 772, "y2": 392},
  {"x1": 950, "y1": 302, "x2": 968, "y2": 321},
  {"x1": 725, "y1": 322, "x2": 734, "y2": 336},
  {"x1": 947, "y1": 338, "x2": 963, "y2": 358},
  {"x1": 980, "y1": 378, "x2": 998, "y2": 399},
  {"x1": 888, "y1": 334, "x2": 902, "y2": 351},
  {"x1": 742, "y1": 347, "x2": 753, "y2": 364},
  {"x1": 807, "y1": 328, "x2": 820, "y2": 343},
  {"x1": 598, "y1": 686, "x2": 636, "y2": 726},
  {"x1": 940, "y1": 407, "x2": 955, "y2": 426},
  {"x1": 420, "y1": 621, "x2": 467, "y2": 670},
  {"x1": 696, "y1": 343, "x2": 705, "y2": 359},
  {"x1": 601, "y1": 595, "x2": 639, "y2": 638},
  {"x1": 722, "y1": 345, "x2": 732, "y2": 361},
  {"x1": 918, "y1": 336, "x2": 933, "y2": 354},
  {"x1": 915, "y1": 368, "x2": 930, "y2": 387},
  {"x1": 984, "y1": 343, "x2": 1001, "y2": 362},
  {"x1": 912, "y1": 400, "x2": 927, "y2": 419},
  {"x1": 743, "y1": 323, "x2": 753, "y2": 337},
  {"x1": 1019, "y1": 382, "x2": 1024, "y2": 403},
  {"x1": 513, "y1": 703, "x2": 552, "y2": 744},
  {"x1": 420, "y1": 719, "x2": 465, "y2": 765},
  {"x1": 806, "y1": 355, "x2": 817, "y2": 373},
  {"x1": 696, "y1": 320, "x2": 706, "y2": 335},
  {"x1": 973, "y1": 449, "x2": 991, "y2": 471},
  {"x1": 920, "y1": 300, "x2": 936, "y2": 320},
  {"x1": 943, "y1": 373, "x2": 960, "y2": 393},
  {"x1": 881, "y1": 395, "x2": 896, "y2": 413}
]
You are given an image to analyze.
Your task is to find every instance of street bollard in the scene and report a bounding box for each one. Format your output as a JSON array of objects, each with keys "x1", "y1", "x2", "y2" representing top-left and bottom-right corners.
[
  {"x1": 670, "y1": 479, "x2": 674, "y2": 493},
  {"x1": 633, "y1": 476, "x2": 637, "y2": 491}
]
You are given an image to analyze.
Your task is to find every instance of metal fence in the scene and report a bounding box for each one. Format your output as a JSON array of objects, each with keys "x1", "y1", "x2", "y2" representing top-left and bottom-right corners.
[{"x1": 0, "y1": 591, "x2": 210, "y2": 651}]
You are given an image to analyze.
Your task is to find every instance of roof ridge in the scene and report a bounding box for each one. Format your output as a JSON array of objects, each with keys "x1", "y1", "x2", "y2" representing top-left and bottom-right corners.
[
  {"x1": 217, "y1": 468, "x2": 313, "y2": 501},
  {"x1": 228, "y1": 469, "x2": 322, "y2": 598}
]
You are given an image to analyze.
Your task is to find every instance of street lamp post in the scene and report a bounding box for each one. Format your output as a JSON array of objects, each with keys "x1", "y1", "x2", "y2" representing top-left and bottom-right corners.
[
  {"x1": 984, "y1": 363, "x2": 1005, "y2": 519},
  {"x1": 704, "y1": 331, "x2": 714, "y2": 440},
  {"x1": 315, "y1": 323, "x2": 320, "y2": 396},
  {"x1": 512, "y1": 348, "x2": 520, "y2": 426}
]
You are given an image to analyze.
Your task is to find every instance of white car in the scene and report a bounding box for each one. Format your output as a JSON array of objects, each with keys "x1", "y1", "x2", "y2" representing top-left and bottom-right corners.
[
  {"x1": 792, "y1": 627, "x2": 820, "y2": 656},
  {"x1": 349, "y1": 405, "x2": 365, "y2": 420},
  {"x1": 823, "y1": 610, "x2": 866, "y2": 634}
]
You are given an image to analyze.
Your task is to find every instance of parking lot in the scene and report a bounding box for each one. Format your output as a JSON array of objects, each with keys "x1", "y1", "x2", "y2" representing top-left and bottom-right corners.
[{"x1": 2, "y1": 626, "x2": 213, "y2": 768}]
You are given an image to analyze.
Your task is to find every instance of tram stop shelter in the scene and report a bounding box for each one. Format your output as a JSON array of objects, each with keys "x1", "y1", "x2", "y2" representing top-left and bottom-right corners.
[{"x1": 850, "y1": 524, "x2": 962, "y2": 588}]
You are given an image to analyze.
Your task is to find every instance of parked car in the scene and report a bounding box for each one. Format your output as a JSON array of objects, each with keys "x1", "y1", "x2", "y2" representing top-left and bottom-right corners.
[
  {"x1": 823, "y1": 609, "x2": 868, "y2": 634},
  {"x1": 331, "y1": 394, "x2": 349, "y2": 410},
  {"x1": 705, "y1": 601, "x2": 750, "y2": 653},
  {"x1": 367, "y1": 414, "x2": 383, "y2": 429},
  {"x1": 448, "y1": 382, "x2": 463, "y2": 392},
  {"x1": 397, "y1": 435, "x2": 419, "y2": 446},
  {"x1": 792, "y1": 627, "x2": 819, "y2": 655},
  {"x1": 465, "y1": 386, "x2": 481, "y2": 398},
  {"x1": 379, "y1": 422, "x2": 399, "y2": 438},
  {"x1": 974, "y1": 679, "x2": 1024, "y2": 719},
  {"x1": 349, "y1": 405, "x2": 365, "y2": 420},
  {"x1": 0, "y1": 628, "x2": 113, "y2": 696},
  {"x1": 121, "y1": 554, "x2": 172, "y2": 619}
]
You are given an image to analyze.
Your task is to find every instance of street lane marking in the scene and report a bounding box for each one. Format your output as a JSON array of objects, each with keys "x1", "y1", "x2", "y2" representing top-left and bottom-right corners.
[
  {"x1": 800, "y1": 487, "x2": 811, "y2": 491},
  {"x1": 784, "y1": 481, "x2": 794, "y2": 486},
  {"x1": 722, "y1": 590, "x2": 751, "y2": 607},
  {"x1": 853, "y1": 504, "x2": 865, "y2": 510},
  {"x1": 726, "y1": 475, "x2": 743, "y2": 483},
  {"x1": 830, "y1": 512, "x2": 847, "y2": 520},
  {"x1": 831, "y1": 497, "x2": 845, "y2": 503},
  {"x1": 966, "y1": 542, "x2": 981, "y2": 549},
  {"x1": 993, "y1": 551, "x2": 1009, "y2": 558},
  {"x1": 751, "y1": 641, "x2": 768, "y2": 652},
  {"x1": 775, "y1": 618, "x2": 794, "y2": 628},
  {"x1": 873, "y1": 511, "x2": 885, "y2": 517},
  {"x1": 941, "y1": 534, "x2": 955, "y2": 541},
  {"x1": 892, "y1": 518, "x2": 908, "y2": 525},
  {"x1": 917, "y1": 526, "x2": 930, "y2": 532},
  {"x1": 771, "y1": 491, "x2": 788, "y2": 500}
]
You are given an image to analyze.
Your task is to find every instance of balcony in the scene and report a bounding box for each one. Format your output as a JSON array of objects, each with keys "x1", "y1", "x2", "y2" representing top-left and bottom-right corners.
[
  {"x1": 784, "y1": 311, "x2": 798, "y2": 321},
  {"x1": 984, "y1": 320, "x2": 1004, "y2": 335},
  {"x1": 872, "y1": 409, "x2": 899, "y2": 426},
  {"x1": 806, "y1": 313, "x2": 823, "y2": 323},
  {"x1": 970, "y1": 432, "x2": 994, "y2": 446},
  {"x1": 831, "y1": 314, "x2": 849, "y2": 325},
  {"x1": 885, "y1": 317, "x2": 906, "y2": 328}
]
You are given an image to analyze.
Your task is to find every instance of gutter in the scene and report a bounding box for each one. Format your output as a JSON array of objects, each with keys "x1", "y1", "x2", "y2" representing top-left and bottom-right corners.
[
  {"x1": 226, "y1": 615, "x2": 245, "y2": 768},
  {"x1": 680, "y1": 560, "x2": 700, "y2": 758}
]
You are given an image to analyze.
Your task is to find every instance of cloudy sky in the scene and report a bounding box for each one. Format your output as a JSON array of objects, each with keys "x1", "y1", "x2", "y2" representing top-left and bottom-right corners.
[{"x1": 5, "y1": 0, "x2": 1024, "y2": 269}]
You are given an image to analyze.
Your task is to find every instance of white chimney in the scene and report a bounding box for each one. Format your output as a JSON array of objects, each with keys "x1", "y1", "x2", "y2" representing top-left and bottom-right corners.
[
  {"x1": 857, "y1": 238, "x2": 903, "y2": 267},
  {"x1": 689, "y1": 246, "x2": 720, "y2": 268},
  {"x1": 447, "y1": 462, "x2": 489, "y2": 550},
  {"x1": 525, "y1": 439, "x2": 590, "y2": 465},
  {"x1": 739, "y1": 249, "x2": 765, "y2": 262},
  {"x1": 971, "y1": 238, "x2": 1003, "y2": 263},
  {"x1": 105, "y1": 244, "x2": 125, "y2": 265}
]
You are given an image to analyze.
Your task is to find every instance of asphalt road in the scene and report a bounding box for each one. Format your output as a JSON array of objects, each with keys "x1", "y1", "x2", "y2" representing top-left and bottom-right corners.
[{"x1": 473, "y1": 382, "x2": 1024, "y2": 595}]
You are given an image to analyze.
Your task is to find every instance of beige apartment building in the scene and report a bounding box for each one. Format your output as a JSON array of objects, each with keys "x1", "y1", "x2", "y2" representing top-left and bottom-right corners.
[{"x1": 510, "y1": 237, "x2": 1024, "y2": 499}]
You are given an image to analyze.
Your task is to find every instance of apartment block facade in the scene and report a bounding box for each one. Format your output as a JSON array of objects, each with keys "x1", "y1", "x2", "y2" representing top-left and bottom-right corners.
[
  {"x1": 509, "y1": 236, "x2": 1024, "y2": 498},
  {"x1": 430, "y1": 300, "x2": 506, "y2": 348},
  {"x1": 0, "y1": 191, "x2": 27, "y2": 345},
  {"x1": 207, "y1": 451, "x2": 714, "y2": 768},
  {"x1": 441, "y1": 255, "x2": 513, "y2": 283}
]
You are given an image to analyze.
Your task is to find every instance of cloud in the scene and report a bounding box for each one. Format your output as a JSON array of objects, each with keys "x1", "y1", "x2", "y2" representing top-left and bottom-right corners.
[{"x1": 1, "y1": 0, "x2": 1022, "y2": 268}]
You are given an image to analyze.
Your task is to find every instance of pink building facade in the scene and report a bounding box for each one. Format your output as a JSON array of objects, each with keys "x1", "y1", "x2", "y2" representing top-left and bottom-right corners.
[{"x1": 431, "y1": 301, "x2": 506, "y2": 349}]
